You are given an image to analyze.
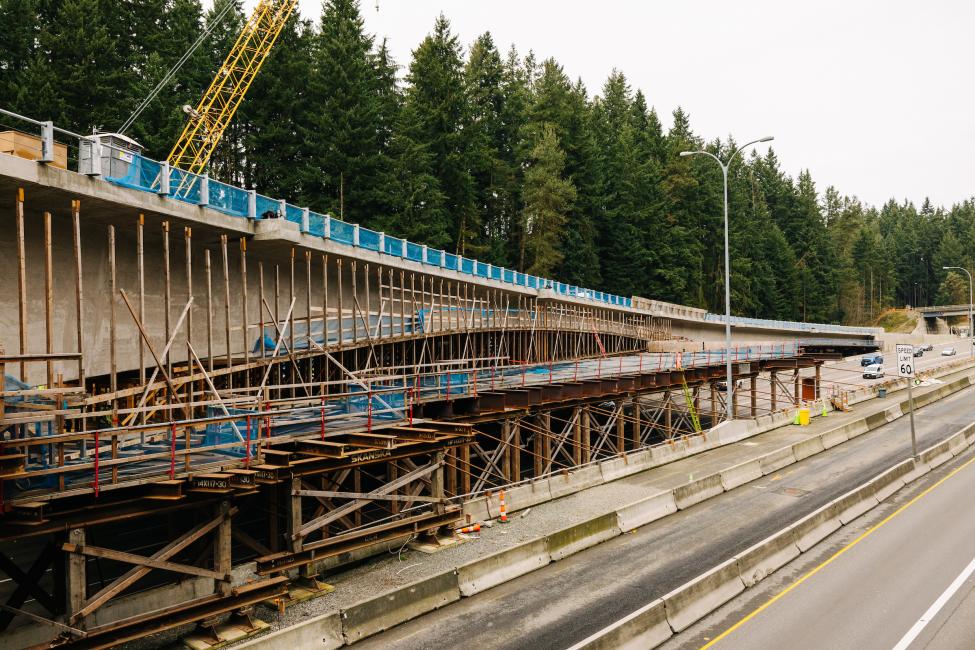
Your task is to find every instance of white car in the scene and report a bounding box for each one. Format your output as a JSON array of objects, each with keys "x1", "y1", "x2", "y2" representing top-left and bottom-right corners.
[
  {"x1": 942, "y1": 347, "x2": 957, "y2": 356},
  {"x1": 862, "y1": 363, "x2": 885, "y2": 379}
]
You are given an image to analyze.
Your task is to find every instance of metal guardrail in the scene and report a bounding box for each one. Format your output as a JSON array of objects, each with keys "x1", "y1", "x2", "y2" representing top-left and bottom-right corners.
[{"x1": 702, "y1": 313, "x2": 880, "y2": 336}]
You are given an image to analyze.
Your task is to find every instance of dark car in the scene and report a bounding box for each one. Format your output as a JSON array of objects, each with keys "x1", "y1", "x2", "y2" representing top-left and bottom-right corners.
[{"x1": 913, "y1": 346, "x2": 924, "y2": 357}]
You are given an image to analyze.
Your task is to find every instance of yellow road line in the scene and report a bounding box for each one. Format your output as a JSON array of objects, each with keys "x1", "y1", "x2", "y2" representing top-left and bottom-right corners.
[{"x1": 700, "y1": 452, "x2": 975, "y2": 649}]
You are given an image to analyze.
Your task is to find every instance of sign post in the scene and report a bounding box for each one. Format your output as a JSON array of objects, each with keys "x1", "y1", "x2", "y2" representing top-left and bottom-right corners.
[{"x1": 896, "y1": 344, "x2": 918, "y2": 459}]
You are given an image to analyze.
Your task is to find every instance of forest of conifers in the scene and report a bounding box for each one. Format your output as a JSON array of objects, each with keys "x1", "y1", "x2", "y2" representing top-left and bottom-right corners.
[{"x1": 1, "y1": 0, "x2": 972, "y2": 324}]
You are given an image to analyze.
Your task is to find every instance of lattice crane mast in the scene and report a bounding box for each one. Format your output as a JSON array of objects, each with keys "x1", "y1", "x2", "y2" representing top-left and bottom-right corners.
[{"x1": 168, "y1": 0, "x2": 298, "y2": 174}]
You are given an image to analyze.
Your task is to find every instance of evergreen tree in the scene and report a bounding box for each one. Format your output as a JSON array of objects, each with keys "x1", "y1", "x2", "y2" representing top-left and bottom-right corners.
[{"x1": 521, "y1": 124, "x2": 576, "y2": 276}]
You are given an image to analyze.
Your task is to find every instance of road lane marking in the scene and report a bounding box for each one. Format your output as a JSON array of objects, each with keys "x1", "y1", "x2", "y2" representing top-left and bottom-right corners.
[
  {"x1": 700, "y1": 452, "x2": 975, "y2": 649},
  {"x1": 890, "y1": 553, "x2": 975, "y2": 650}
]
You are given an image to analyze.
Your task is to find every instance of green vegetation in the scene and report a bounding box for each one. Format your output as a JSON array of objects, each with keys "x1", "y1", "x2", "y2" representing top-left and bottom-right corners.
[
  {"x1": 2, "y1": 0, "x2": 973, "y2": 324},
  {"x1": 873, "y1": 309, "x2": 918, "y2": 334}
]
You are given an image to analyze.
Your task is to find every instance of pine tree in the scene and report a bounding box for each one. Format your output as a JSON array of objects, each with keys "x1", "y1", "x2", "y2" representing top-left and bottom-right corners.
[
  {"x1": 399, "y1": 14, "x2": 474, "y2": 252},
  {"x1": 521, "y1": 124, "x2": 576, "y2": 276}
]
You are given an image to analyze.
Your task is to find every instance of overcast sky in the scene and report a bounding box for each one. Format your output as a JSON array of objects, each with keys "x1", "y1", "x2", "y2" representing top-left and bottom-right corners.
[{"x1": 271, "y1": 0, "x2": 973, "y2": 210}]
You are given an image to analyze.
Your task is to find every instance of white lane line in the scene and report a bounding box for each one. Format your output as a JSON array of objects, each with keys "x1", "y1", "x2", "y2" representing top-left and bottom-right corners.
[{"x1": 891, "y1": 553, "x2": 975, "y2": 650}]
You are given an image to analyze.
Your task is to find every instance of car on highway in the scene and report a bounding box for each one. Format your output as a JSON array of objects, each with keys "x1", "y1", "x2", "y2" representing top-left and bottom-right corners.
[
  {"x1": 913, "y1": 346, "x2": 924, "y2": 357},
  {"x1": 942, "y1": 347, "x2": 957, "y2": 356},
  {"x1": 924, "y1": 343, "x2": 934, "y2": 351},
  {"x1": 715, "y1": 379, "x2": 743, "y2": 392},
  {"x1": 860, "y1": 354, "x2": 884, "y2": 367},
  {"x1": 862, "y1": 363, "x2": 885, "y2": 379}
]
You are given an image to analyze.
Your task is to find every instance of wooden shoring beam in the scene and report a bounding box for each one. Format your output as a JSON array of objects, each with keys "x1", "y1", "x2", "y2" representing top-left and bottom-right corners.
[
  {"x1": 295, "y1": 459, "x2": 442, "y2": 540},
  {"x1": 61, "y1": 543, "x2": 229, "y2": 581},
  {"x1": 69, "y1": 506, "x2": 237, "y2": 623},
  {"x1": 295, "y1": 490, "x2": 442, "y2": 503}
]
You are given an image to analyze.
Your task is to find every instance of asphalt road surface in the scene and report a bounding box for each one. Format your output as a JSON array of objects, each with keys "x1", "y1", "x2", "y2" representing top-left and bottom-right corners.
[
  {"x1": 355, "y1": 383, "x2": 975, "y2": 650},
  {"x1": 663, "y1": 430, "x2": 975, "y2": 650}
]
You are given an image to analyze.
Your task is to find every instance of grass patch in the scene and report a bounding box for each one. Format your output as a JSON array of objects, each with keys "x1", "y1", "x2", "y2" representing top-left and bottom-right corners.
[{"x1": 874, "y1": 309, "x2": 918, "y2": 333}]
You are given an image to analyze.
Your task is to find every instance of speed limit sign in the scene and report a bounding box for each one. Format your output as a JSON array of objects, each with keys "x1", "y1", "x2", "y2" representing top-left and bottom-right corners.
[{"x1": 896, "y1": 344, "x2": 915, "y2": 378}]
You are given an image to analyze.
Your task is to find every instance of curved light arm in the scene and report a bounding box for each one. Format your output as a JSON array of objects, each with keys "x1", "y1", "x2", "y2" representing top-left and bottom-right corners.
[
  {"x1": 943, "y1": 265, "x2": 973, "y2": 282},
  {"x1": 729, "y1": 136, "x2": 774, "y2": 166},
  {"x1": 679, "y1": 149, "x2": 725, "y2": 170}
]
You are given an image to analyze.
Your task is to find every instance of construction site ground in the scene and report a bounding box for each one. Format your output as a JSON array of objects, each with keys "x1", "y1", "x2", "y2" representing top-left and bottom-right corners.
[{"x1": 127, "y1": 360, "x2": 975, "y2": 650}]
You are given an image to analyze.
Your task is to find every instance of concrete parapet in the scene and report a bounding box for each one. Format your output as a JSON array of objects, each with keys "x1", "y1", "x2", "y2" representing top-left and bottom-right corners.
[
  {"x1": 719, "y1": 459, "x2": 763, "y2": 491},
  {"x1": 616, "y1": 491, "x2": 678, "y2": 532},
  {"x1": 235, "y1": 612, "x2": 343, "y2": 650},
  {"x1": 341, "y1": 570, "x2": 460, "y2": 644},
  {"x1": 821, "y1": 426, "x2": 850, "y2": 449},
  {"x1": 506, "y1": 480, "x2": 553, "y2": 512},
  {"x1": 651, "y1": 440, "x2": 688, "y2": 466},
  {"x1": 456, "y1": 538, "x2": 550, "y2": 597},
  {"x1": 548, "y1": 512, "x2": 622, "y2": 561},
  {"x1": 663, "y1": 557, "x2": 745, "y2": 632},
  {"x1": 791, "y1": 436, "x2": 825, "y2": 462},
  {"x1": 567, "y1": 599, "x2": 672, "y2": 650},
  {"x1": 550, "y1": 466, "x2": 603, "y2": 500},
  {"x1": 734, "y1": 528, "x2": 801, "y2": 588},
  {"x1": 758, "y1": 447, "x2": 796, "y2": 475},
  {"x1": 673, "y1": 474, "x2": 724, "y2": 510}
]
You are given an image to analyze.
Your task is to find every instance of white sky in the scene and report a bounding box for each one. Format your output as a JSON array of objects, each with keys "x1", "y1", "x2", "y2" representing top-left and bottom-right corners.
[{"x1": 269, "y1": 0, "x2": 974, "y2": 210}]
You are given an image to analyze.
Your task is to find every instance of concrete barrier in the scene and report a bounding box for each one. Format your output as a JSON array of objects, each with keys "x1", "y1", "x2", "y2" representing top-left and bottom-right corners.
[
  {"x1": 616, "y1": 491, "x2": 678, "y2": 532},
  {"x1": 651, "y1": 440, "x2": 688, "y2": 466},
  {"x1": 868, "y1": 460, "x2": 914, "y2": 503},
  {"x1": 947, "y1": 431, "x2": 969, "y2": 457},
  {"x1": 919, "y1": 440, "x2": 952, "y2": 469},
  {"x1": 831, "y1": 484, "x2": 879, "y2": 525},
  {"x1": 600, "y1": 452, "x2": 651, "y2": 483},
  {"x1": 567, "y1": 599, "x2": 672, "y2": 650},
  {"x1": 550, "y1": 466, "x2": 603, "y2": 500},
  {"x1": 735, "y1": 528, "x2": 801, "y2": 588},
  {"x1": 663, "y1": 557, "x2": 745, "y2": 632},
  {"x1": 506, "y1": 480, "x2": 553, "y2": 512},
  {"x1": 456, "y1": 538, "x2": 550, "y2": 597},
  {"x1": 821, "y1": 425, "x2": 850, "y2": 449},
  {"x1": 674, "y1": 474, "x2": 724, "y2": 510},
  {"x1": 341, "y1": 570, "x2": 460, "y2": 644},
  {"x1": 844, "y1": 419, "x2": 871, "y2": 440},
  {"x1": 719, "y1": 459, "x2": 763, "y2": 491},
  {"x1": 884, "y1": 404, "x2": 904, "y2": 422},
  {"x1": 792, "y1": 436, "x2": 825, "y2": 462},
  {"x1": 758, "y1": 447, "x2": 796, "y2": 475},
  {"x1": 790, "y1": 504, "x2": 841, "y2": 552},
  {"x1": 235, "y1": 612, "x2": 343, "y2": 650},
  {"x1": 548, "y1": 512, "x2": 622, "y2": 561}
]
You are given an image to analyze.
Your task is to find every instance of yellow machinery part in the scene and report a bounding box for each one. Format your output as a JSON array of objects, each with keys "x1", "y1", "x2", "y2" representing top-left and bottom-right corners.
[
  {"x1": 680, "y1": 372, "x2": 702, "y2": 433},
  {"x1": 168, "y1": 0, "x2": 298, "y2": 176}
]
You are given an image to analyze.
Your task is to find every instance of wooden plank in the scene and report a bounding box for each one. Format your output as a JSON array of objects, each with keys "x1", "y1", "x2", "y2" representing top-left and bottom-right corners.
[{"x1": 62, "y1": 544, "x2": 228, "y2": 581}]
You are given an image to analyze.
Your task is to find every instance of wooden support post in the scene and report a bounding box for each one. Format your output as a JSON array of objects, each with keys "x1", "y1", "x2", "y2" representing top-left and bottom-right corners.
[
  {"x1": 770, "y1": 370, "x2": 777, "y2": 411},
  {"x1": 511, "y1": 419, "x2": 521, "y2": 482},
  {"x1": 289, "y1": 477, "x2": 303, "y2": 554},
  {"x1": 445, "y1": 448, "x2": 457, "y2": 496},
  {"x1": 533, "y1": 415, "x2": 543, "y2": 477},
  {"x1": 214, "y1": 502, "x2": 232, "y2": 597},
  {"x1": 793, "y1": 369, "x2": 800, "y2": 406},
  {"x1": 460, "y1": 444, "x2": 471, "y2": 495},
  {"x1": 16, "y1": 188, "x2": 27, "y2": 383},
  {"x1": 632, "y1": 398, "x2": 641, "y2": 448},
  {"x1": 389, "y1": 463, "x2": 399, "y2": 514},
  {"x1": 431, "y1": 452, "x2": 445, "y2": 514},
  {"x1": 572, "y1": 407, "x2": 582, "y2": 465},
  {"x1": 581, "y1": 406, "x2": 591, "y2": 463},
  {"x1": 220, "y1": 235, "x2": 232, "y2": 386},
  {"x1": 750, "y1": 375, "x2": 757, "y2": 417},
  {"x1": 710, "y1": 382, "x2": 717, "y2": 425},
  {"x1": 664, "y1": 391, "x2": 672, "y2": 438},
  {"x1": 240, "y1": 238, "x2": 249, "y2": 376},
  {"x1": 500, "y1": 420, "x2": 511, "y2": 483},
  {"x1": 815, "y1": 363, "x2": 821, "y2": 399},
  {"x1": 162, "y1": 221, "x2": 172, "y2": 378},
  {"x1": 616, "y1": 400, "x2": 625, "y2": 453},
  {"x1": 66, "y1": 528, "x2": 86, "y2": 620}
]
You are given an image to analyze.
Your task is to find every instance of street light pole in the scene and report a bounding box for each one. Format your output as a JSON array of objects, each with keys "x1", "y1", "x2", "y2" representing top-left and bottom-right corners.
[
  {"x1": 680, "y1": 136, "x2": 774, "y2": 422},
  {"x1": 942, "y1": 266, "x2": 973, "y2": 356}
]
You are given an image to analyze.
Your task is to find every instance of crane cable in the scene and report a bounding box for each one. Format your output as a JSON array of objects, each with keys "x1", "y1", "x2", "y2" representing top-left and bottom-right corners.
[{"x1": 119, "y1": 0, "x2": 237, "y2": 136}]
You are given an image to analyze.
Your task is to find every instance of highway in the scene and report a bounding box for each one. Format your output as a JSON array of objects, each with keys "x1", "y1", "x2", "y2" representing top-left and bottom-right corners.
[
  {"x1": 354, "y1": 379, "x2": 975, "y2": 650},
  {"x1": 663, "y1": 428, "x2": 975, "y2": 650}
]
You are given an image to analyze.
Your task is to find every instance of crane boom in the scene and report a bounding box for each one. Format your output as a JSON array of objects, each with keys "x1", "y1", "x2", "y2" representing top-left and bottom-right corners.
[{"x1": 168, "y1": 0, "x2": 298, "y2": 174}]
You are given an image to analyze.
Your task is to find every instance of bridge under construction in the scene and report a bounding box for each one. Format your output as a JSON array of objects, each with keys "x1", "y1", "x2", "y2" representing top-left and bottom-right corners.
[{"x1": 0, "y1": 128, "x2": 885, "y2": 649}]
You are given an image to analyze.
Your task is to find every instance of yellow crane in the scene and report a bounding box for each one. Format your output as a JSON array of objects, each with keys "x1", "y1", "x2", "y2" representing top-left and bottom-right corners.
[{"x1": 168, "y1": 0, "x2": 298, "y2": 175}]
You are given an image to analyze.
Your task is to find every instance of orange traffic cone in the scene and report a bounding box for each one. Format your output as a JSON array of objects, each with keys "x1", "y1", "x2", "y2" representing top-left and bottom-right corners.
[
  {"x1": 458, "y1": 523, "x2": 481, "y2": 534},
  {"x1": 499, "y1": 489, "x2": 508, "y2": 524}
]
